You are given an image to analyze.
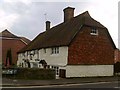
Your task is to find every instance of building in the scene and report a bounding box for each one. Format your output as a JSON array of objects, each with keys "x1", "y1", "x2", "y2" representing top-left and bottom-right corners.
[
  {"x1": 17, "y1": 7, "x2": 116, "y2": 78},
  {"x1": 114, "y1": 49, "x2": 120, "y2": 63},
  {"x1": 0, "y1": 29, "x2": 30, "y2": 67}
]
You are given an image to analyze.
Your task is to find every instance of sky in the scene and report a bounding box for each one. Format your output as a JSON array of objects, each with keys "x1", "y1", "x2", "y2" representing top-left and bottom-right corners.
[{"x1": 0, "y1": 0, "x2": 119, "y2": 48}]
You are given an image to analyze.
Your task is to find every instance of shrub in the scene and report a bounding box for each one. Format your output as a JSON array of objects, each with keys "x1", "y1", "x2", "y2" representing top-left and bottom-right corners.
[{"x1": 3, "y1": 68, "x2": 56, "y2": 80}]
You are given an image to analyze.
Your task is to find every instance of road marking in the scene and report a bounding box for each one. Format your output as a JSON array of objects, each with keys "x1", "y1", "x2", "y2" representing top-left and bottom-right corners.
[{"x1": 2, "y1": 81, "x2": 119, "y2": 88}]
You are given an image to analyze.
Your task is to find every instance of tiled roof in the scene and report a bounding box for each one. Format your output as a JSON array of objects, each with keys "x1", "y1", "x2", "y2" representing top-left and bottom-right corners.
[
  {"x1": 18, "y1": 11, "x2": 116, "y2": 53},
  {"x1": 0, "y1": 29, "x2": 19, "y2": 38},
  {"x1": 0, "y1": 29, "x2": 31, "y2": 44},
  {"x1": 20, "y1": 37, "x2": 31, "y2": 44}
]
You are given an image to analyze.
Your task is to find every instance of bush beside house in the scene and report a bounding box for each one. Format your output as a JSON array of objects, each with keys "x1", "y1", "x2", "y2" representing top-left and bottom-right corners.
[{"x1": 2, "y1": 68, "x2": 56, "y2": 80}]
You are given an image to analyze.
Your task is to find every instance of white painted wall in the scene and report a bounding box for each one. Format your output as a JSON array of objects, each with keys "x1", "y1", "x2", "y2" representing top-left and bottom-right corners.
[
  {"x1": 17, "y1": 50, "x2": 39, "y2": 68},
  {"x1": 17, "y1": 46, "x2": 68, "y2": 68},
  {"x1": 39, "y1": 46, "x2": 68, "y2": 67},
  {"x1": 17, "y1": 53, "x2": 24, "y2": 67},
  {"x1": 66, "y1": 65, "x2": 113, "y2": 77},
  {"x1": 17, "y1": 48, "x2": 114, "y2": 78}
]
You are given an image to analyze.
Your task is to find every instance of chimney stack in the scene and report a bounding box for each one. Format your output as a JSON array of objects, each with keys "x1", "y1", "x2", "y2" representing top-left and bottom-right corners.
[
  {"x1": 63, "y1": 7, "x2": 75, "y2": 22},
  {"x1": 46, "y1": 21, "x2": 50, "y2": 30}
]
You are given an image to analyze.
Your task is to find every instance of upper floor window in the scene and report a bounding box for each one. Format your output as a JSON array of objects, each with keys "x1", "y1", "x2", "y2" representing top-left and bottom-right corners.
[
  {"x1": 51, "y1": 47, "x2": 59, "y2": 54},
  {"x1": 27, "y1": 51, "x2": 30, "y2": 55},
  {"x1": 35, "y1": 50, "x2": 38, "y2": 54},
  {"x1": 22, "y1": 53, "x2": 25, "y2": 57},
  {"x1": 90, "y1": 28, "x2": 98, "y2": 35},
  {"x1": 44, "y1": 48, "x2": 46, "y2": 53}
]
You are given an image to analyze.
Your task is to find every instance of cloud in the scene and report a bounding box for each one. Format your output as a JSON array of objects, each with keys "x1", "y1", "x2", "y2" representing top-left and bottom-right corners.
[
  {"x1": 0, "y1": 9, "x2": 19, "y2": 31},
  {"x1": 4, "y1": 0, "x2": 32, "y2": 5},
  {"x1": 0, "y1": 0, "x2": 31, "y2": 31},
  {"x1": 0, "y1": 1, "x2": 118, "y2": 47}
]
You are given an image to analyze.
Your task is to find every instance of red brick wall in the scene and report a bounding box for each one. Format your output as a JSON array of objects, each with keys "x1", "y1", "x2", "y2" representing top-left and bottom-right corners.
[
  {"x1": 1, "y1": 38, "x2": 27, "y2": 66},
  {"x1": 114, "y1": 49, "x2": 120, "y2": 63},
  {"x1": 68, "y1": 26, "x2": 114, "y2": 65}
]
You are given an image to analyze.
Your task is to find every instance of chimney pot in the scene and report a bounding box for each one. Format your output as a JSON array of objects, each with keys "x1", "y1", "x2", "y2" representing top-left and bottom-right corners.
[
  {"x1": 46, "y1": 21, "x2": 50, "y2": 30},
  {"x1": 63, "y1": 7, "x2": 75, "y2": 22}
]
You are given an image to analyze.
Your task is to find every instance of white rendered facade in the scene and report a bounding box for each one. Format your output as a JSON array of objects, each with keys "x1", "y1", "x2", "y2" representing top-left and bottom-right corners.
[{"x1": 17, "y1": 46, "x2": 114, "y2": 78}]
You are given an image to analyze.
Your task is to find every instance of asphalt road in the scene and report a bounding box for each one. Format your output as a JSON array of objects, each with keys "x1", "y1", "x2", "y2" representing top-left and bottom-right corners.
[{"x1": 2, "y1": 81, "x2": 120, "y2": 90}]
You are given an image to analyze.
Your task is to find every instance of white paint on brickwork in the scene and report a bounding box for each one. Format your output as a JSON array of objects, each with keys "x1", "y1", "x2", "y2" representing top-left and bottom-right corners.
[
  {"x1": 66, "y1": 65, "x2": 113, "y2": 77},
  {"x1": 17, "y1": 47, "x2": 114, "y2": 78},
  {"x1": 17, "y1": 50, "x2": 39, "y2": 68},
  {"x1": 17, "y1": 46, "x2": 68, "y2": 68},
  {"x1": 39, "y1": 47, "x2": 68, "y2": 66}
]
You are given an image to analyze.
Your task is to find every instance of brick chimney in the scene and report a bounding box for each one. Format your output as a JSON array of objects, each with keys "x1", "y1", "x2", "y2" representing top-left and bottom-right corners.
[
  {"x1": 63, "y1": 7, "x2": 75, "y2": 22},
  {"x1": 46, "y1": 21, "x2": 50, "y2": 30}
]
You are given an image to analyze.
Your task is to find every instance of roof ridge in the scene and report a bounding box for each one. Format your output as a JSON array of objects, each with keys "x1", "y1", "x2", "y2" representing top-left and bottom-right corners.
[
  {"x1": 0, "y1": 29, "x2": 19, "y2": 38},
  {"x1": 1, "y1": 29, "x2": 31, "y2": 45},
  {"x1": 18, "y1": 10, "x2": 107, "y2": 53}
]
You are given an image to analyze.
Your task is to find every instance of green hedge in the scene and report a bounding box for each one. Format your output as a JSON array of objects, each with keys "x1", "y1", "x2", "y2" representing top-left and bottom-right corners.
[{"x1": 3, "y1": 68, "x2": 56, "y2": 80}]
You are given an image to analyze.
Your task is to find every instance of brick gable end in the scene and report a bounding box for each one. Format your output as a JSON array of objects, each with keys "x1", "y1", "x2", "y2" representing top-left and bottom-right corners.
[{"x1": 68, "y1": 26, "x2": 114, "y2": 65}]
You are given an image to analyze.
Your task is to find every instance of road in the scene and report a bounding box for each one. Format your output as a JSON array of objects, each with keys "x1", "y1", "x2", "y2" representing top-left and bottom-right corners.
[{"x1": 2, "y1": 81, "x2": 120, "y2": 90}]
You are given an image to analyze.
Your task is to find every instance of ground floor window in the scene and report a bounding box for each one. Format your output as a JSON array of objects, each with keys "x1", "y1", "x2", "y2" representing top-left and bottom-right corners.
[
  {"x1": 22, "y1": 63, "x2": 23, "y2": 67},
  {"x1": 47, "y1": 65, "x2": 50, "y2": 69},
  {"x1": 32, "y1": 63, "x2": 38, "y2": 68},
  {"x1": 51, "y1": 66, "x2": 59, "y2": 75},
  {"x1": 56, "y1": 67, "x2": 59, "y2": 75}
]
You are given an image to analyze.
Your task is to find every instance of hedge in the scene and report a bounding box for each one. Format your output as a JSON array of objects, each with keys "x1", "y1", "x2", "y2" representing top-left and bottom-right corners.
[{"x1": 2, "y1": 68, "x2": 56, "y2": 80}]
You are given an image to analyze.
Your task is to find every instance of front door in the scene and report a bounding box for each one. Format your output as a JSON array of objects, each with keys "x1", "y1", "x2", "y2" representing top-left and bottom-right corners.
[{"x1": 59, "y1": 69, "x2": 66, "y2": 78}]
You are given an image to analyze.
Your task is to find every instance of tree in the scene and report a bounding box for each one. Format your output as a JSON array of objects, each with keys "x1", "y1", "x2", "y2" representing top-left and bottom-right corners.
[{"x1": 5, "y1": 49, "x2": 12, "y2": 67}]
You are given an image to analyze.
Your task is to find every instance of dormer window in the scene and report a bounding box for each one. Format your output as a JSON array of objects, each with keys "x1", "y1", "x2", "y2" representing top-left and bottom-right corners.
[{"x1": 90, "y1": 28, "x2": 98, "y2": 35}]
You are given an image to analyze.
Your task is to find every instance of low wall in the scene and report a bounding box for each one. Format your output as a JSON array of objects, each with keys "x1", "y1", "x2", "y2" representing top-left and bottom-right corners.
[{"x1": 66, "y1": 65, "x2": 113, "y2": 77}]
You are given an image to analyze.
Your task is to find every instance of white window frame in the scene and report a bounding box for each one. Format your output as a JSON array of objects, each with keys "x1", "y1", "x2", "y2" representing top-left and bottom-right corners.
[
  {"x1": 22, "y1": 53, "x2": 25, "y2": 57},
  {"x1": 51, "y1": 47, "x2": 59, "y2": 54},
  {"x1": 51, "y1": 66, "x2": 59, "y2": 75},
  {"x1": 90, "y1": 28, "x2": 98, "y2": 35},
  {"x1": 44, "y1": 48, "x2": 47, "y2": 53}
]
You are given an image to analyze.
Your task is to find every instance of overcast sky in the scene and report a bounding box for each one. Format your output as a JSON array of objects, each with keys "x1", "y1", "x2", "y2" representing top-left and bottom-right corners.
[{"x1": 0, "y1": 0, "x2": 119, "y2": 48}]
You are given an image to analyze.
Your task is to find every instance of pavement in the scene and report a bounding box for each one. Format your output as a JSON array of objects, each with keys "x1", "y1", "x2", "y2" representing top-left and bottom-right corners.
[{"x1": 2, "y1": 76, "x2": 120, "y2": 87}]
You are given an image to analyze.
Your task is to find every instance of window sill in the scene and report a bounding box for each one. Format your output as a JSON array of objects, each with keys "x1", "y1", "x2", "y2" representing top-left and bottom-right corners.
[
  {"x1": 90, "y1": 33, "x2": 98, "y2": 35},
  {"x1": 50, "y1": 54, "x2": 59, "y2": 56}
]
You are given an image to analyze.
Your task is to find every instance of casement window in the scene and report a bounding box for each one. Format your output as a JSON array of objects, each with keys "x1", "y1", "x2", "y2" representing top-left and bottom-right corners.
[
  {"x1": 30, "y1": 54, "x2": 33, "y2": 60},
  {"x1": 56, "y1": 67, "x2": 59, "y2": 75},
  {"x1": 22, "y1": 53, "x2": 25, "y2": 57},
  {"x1": 44, "y1": 48, "x2": 46, "y2": 53},
  {"x1": 51, "y1": 47, "x2": 59, "y2": 54},
  {"x1": 22, "y1": 63, "x2": 23, "y2": 67},
  {"x1": 90, "y1": 28, "x2": 98, "y2": 35},
  {"x1": 47, "y1": 65, "x2": 50, "y2": 69},
  {"x1": 27, "y1": 51, "x2": 30, "y2": 55},
  {"x1": 51, "y1": 66, "x2": 59, "y2": 75},
  {"x1": 26, "y1": 52, "x2": 28, "y2": 56},
  {"x1": 35, "y1": 50, "x2": 38, "y2": 54}
]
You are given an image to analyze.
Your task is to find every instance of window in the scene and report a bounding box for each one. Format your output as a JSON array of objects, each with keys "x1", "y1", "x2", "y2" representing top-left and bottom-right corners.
[
  {"x1": 90, "y1": 28, "x2": 98, "y2": 35},
  {"x1": 22, "y1": 53, "x2": 25, "y2": 57},
  {"x1": 47, "y1": 65, "x2": 50, "y2": 69},
  {"x1": 56, "y1": 67, "x2": 59, "y2": 75},
  {"x1": 35, "y1": 50, "x2": 38, "y2": 54},
  {"x1": 52, "y1": 66, "x2": 54, "y2": 69},
  {"x1": 22, "y1": 63, "x2": 23, "y2": 67},
  {"x1": 51, "y1": 47, "x2": 59, "y2": 54},
  {"x1": 44, "y1": 48, "x2": 46, "y2": 53},
  {"x1": 30, "y1": 54, "x2": 33, "y2": 60},
  {"x1": 27, "y1": 51, "x2": 30, "y2": 55},
  {"x1": 51, "y1": 66, "x2": 59, "y2": 75}
]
